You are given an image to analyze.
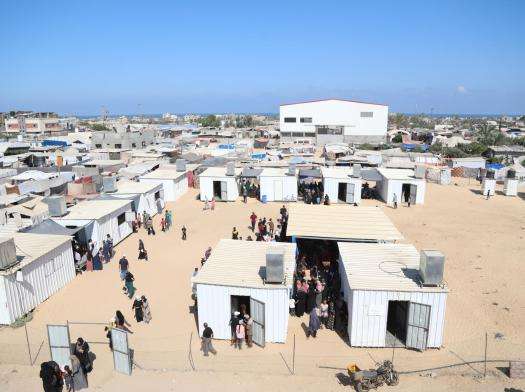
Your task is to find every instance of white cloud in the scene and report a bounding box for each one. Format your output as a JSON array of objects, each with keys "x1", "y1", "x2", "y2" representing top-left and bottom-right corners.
[{"x1": 456, "y1": 85, "x2": 468, "y2": 94}]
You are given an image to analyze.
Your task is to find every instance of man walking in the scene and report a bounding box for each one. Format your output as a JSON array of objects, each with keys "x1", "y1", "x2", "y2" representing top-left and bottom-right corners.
[
  {"x1": 182, "y1": 225, "x2": 187, "y2": 240},
  {"x1": 392, "y1": 193, "x2": 398, "y2": 209},
  {"x1": 201, "y1": 323, "x2": 217, "y2": 356},
  {"x1": 119, "y1": 255, "x2": 129, "y2": 280},
  {"x1": 250, "y1": 212, "x2": 257, "y2": 232}
]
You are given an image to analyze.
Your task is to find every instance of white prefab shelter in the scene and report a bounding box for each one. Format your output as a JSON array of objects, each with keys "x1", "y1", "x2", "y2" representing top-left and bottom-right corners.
[
  {"x1": 192, "y1": 240, "x2": 297, "y2": 344},
  {"x1": 53, "y1": 199, "x2": 133, "y2": 249},
  {"x1": 0, "y1": 233, "x2": 75, "y2": 325},
  {"x1": 287, "y1": 204, "x2": 403, "y2": 242},
  {"x1": 338, "y1": 243, "x2": 448, "y2": 349},
  {"x1": 259, "y1": 168, "x2": 298, "y2": 202},
  {"x1": 321, "y1": 167, "x2": 363, "y2": 204},
  {"x1": 139, "y1": 169, "x2": 189, "y2": 202},
  {"x1": 376, "y1": 168, "x2": 426, "y2": 206},
  {"x1": 198, "y1": 167, "x2": 242, "y2": 202},
  {"x1": 113, "y1": 181, "x2": 164, "y2": 216}
]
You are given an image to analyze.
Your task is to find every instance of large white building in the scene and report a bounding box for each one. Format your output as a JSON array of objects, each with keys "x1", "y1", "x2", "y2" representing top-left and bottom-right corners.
[{"x1": 279, "y1": 99, "x2": 388, "y2": 145}]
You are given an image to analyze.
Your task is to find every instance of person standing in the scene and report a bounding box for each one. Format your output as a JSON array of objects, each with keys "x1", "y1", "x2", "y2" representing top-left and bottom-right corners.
[
  {"x1": 232, "y1": 227, "x2": 239, "y2": 240},
  {"x1": 182, "y1": 225, "x2": 187, "y2": 240},
  {"x1": 106, "y1": 234, "x2": 114, "y2": 259},
  {"x1": 141, "y1": 295, "x2": 152, "y2": 323},
  {"x1": 393, "y1": 193, "x2": 398, "y2": 209},
  {"x1": 73, "y1": 337, "x2": 92, "y2": 374},
  {"x1": 201, "y1": 323, "x2": 217, "y2": 356},
  {"x1": 235, "y1": 320, "x2": 245, "y2": 349},
  {"x1": 250, "y1": 212, "x2": 257, "y2": 232},
  {"x1": 104, "y1": 326, "x2": 113, "y2": 350},
  {"x1": 306, "y1": 308, "x2": 321, "y2": 338},
  {"x1": 132, "y1": 296, "x2": 144, "y2": 322},
  {"x1": 138, "y1": 239, "x2": 148, "y2": 261},
  {"x1": 119, "y1": 255, "x2": 129, "y2": 280},
  {"x1": 124, "y1": 271, "x2": 135, "y2": 299},
  {"x1": 66, "y1": 354, "x2": 88, "y2": 391},
  {"x1": 211, "y1": 197, "x2": 215, "y2": 211},
  {"x1": 115, "y1": 310, "x2": 132, "y2": 333},
  {"x1": 268, "y1": 218, "x2": 275, "y2": 235},
  {"x1": 319, "y1": 300, "x2": 329, "y2": 327},
  {"x1": 93, "y1": 249, "x2": 103, "y2": 270},
  {"x1": 244, "y1": 315, "x2": 253, "y2": 348},
  {"x1": 242, "y1": 187, "x2": 248, "y2": 203},
  {"x1": 229, "y1": 311, "x2": 240, "y2": 345}
]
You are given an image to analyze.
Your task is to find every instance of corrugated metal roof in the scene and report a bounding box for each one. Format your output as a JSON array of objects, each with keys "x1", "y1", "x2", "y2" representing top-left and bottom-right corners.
[
  {"x1": 377, "y1": 168, "x2": 417, "y2": 180},
  {"x1": 63, "y1": 199, "x2": 131, "y2": 220},
  {"x1": 115, "y1": 181, "x2": 162, "y2": 194},
  {"x1": 0, "y1": 232, "x2": 71, "y2": 275},
  {"x1": 338, "y1": 242, "x2": 447, "y2": 292},
  {"x1": 84, "y1": 159, "x2": 125, "y2": 167},
  {"x1": 287, "y1": 204, "x2": 403, "y2": 241},
  {"x1": 198, "y1": 167, "x2": 242, "y2": 177},
  {"x1": 139, "y1": 169, "x2": 187, "y2": 180},
  {"x1": 192, "y1": 239, "x2": 296, "y2": 289},
  {"x1": 321, "y1": 166, "x2": 356, "y2": 179}
]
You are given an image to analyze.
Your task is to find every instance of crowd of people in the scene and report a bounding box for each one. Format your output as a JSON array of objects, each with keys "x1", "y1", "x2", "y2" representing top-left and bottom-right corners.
[
  {"x1": 229, "y1": 205, "x2": 289, "y2": 243},
  {"x1": 298, "y1": 181, "x2": 324, "y2": 204}
]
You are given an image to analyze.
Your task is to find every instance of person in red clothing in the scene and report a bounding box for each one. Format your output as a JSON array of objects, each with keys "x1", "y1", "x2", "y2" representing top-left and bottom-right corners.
[{"x1": 249, "y1": 212, "x2": 257, "y2": 232}]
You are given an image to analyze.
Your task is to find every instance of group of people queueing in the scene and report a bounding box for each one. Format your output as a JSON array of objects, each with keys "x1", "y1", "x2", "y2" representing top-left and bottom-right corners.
[
  {"x1": 79, "y1": 234, "x2": 114, "y2": 272},
  {"x1": 229, "y1": 306, "x2": 254, "y2": 350}
]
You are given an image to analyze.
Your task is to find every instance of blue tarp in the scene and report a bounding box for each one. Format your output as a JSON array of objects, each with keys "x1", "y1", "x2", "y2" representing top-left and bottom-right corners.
[
  {"x1": 290, "y1": 156, "x2": 307, "y2": 164},
  {"x1": 42, "y1": 139, "x2": 70, "y2": 147},
  {"x1": 251, "y1": 153, "x2": 266, "y2": 160},
  {"x1": 486, "y1": 163, "x2": 505, "y2": 170},
  {"x1": 402, "y1": 143, "x2": 429, "y2": 152},
  {"x1": 218, "y1": 144, "x2": 235, "y2": 150}
]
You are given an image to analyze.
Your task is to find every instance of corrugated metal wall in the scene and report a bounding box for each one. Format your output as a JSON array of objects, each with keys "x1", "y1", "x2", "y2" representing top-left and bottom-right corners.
[
  {"x1": 386, "y1": 179, "x2": 426, "y2": 205},
  {"x1": 323, "y1": 177, "x2": 363, "y2": 204},
  {"x1": 1, "y1": 241, "x2": 75, "y2": 324},
  {"x1": 97, "y1": 205, "x2": 132, "y2": 246},
  {"x1": 260, "y1": 175, "x2": 298, "y2": 202},
  {"x1": 199, "y1": 176, "x2": 238, "y2": 201},
  {"x1": 349, "y1": 289, "x2": 447, "y2": 348},
  {"x1": 196, "y1": 284, "x2": 290, "y2": 343},
  {"x1": 173, "y1": 176, "x2": 189, "y2": 201},
  {"x1": 140, "y1": 179, "x2": 175, "y2": 201}
]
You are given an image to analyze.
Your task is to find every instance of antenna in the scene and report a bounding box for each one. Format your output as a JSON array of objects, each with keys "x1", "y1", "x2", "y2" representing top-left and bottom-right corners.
[{"x1": 101, "y1": 106, "x2": 109, "y2": 121}]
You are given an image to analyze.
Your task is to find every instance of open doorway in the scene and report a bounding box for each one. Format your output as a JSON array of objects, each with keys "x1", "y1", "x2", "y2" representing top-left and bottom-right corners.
[
  {"x1": 338, "y1": 182, "x2": 347, "y2": 202},
  {"x1": 231, "y1": 295, "x2": 251, "y2": 316},
  {"x1": 213, "y1": 181, "x2": 222, "y2": 200},
  {"x1": 401, "y1": 183, "x2": 411, "y2": 204},
  {"x1": 386, "y1": 300, "x2": 409, "y2": 347}
]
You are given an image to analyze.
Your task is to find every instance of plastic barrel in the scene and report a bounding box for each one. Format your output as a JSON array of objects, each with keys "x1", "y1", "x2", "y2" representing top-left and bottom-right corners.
[{"x1": 261, "y1": 195, "x2": 267, "y2": 203}]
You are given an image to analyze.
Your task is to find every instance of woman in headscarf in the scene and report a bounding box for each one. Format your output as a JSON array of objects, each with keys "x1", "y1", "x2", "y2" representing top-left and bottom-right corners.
[
  {"x1": 294, "y1": 287, "x2": 307, "y2": 317},
  {"x1": 132, "y1": 296, "x2": 144, "y2": 322},
  {"x1": 124, "y1": 271, "x2": 135, "y2": 299},
  {"x1": 141, "y1": 295, "x2": 152, "y2": 323},
  {"x1": 326, "y1": 301, "x2": 336, "y2": 330},
  {"x1": 138, "y1": 239, "x2": 148, "y2": 261},
  {"x1": 115, "y1": 311, "x2": 132, "y2": 332},
  {"x1": 93, "y1": 248, "x2": 103, "y2": 270},
  {"x1": 67, "y1": 354, "x2": 88, "y2": 390},
  {"x1": 306, "y1": 308, "x2": 321, "y2": 338},
  {"x1": 315, "y1": 279, "x2": 324, "y2": 308},
  {"x1": 73, "y1": 337, "x2": 92, "y2": 374},
  {"x1": 306, "y1": 279, "x2": 316, "y2": 314}
]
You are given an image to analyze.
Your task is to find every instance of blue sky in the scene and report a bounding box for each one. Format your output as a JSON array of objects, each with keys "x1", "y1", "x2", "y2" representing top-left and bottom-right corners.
[{"x1": 1, "y1": 0, "x2": 524, "y2": 115}]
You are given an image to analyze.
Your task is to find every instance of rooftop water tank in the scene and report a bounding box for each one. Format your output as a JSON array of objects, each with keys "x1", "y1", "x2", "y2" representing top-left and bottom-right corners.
[
  {"x1": 103, "y1": 176, "x2": 117, "y2": 192},
  {"x1": 414, "y1": 165, "x2": 426, "y2": 179},
  {"x1": 226, "y1": 162, "x2": 236, "y2": 176},
  {"x1": 352, "y1": 164, "x2": 362, "y2": 178},
  {"x1": 265, "y1": 247, "x2": 285, "y2": 284},
  {"x1": 286, "y1": 164, "x2": 296, "y2": 176},
  {"x1": 176, "y1": 159, "x2": 187, "y2": 172},
  {"x1": 506, "y1": 169, "x2": 516, "y2": 179}
]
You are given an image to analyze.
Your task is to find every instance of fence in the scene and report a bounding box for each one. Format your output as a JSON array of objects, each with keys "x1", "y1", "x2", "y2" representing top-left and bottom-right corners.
[{"x1": 1, "y1": 326, "x2": 523, "y2": 382}]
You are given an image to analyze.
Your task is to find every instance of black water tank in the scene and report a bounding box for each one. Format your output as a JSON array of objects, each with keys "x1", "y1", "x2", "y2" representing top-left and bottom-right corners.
[
  {"x1": 507, "y1": 169, "x2": 516, "y2": 179},
  {"x1": 486, "y1": 170, "x2": 495, "y2": 179}
]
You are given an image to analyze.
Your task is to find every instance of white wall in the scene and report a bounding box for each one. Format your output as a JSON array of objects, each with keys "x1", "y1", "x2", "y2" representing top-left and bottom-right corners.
[
  {"x1": 140, "y1": 176, "x2": 188, "y2": 202},
  {"x1": 323, "y1": 177, "x2": 362, "y2": 204},
  {"x1": 196, "y1": 284, "x2": 290, "y2": 343},
  {"x1": 259, "y1": 175, "x2": 298, "y2": 202},
  {"x1": 199, "y1": 176, "x2": 239, "y2": 201},
  {"x1": 348, "y1": 289, "x2": 447, "y2": 348},
  {"x1": 379, "y1": 177, "x2": 426, "y2": 205},
  {"x1": 280, "y1": 100, "x2": 388, "y2": 138},
  {"x1": 0, "y1": 241, "x2": 75, "y2": 324}
]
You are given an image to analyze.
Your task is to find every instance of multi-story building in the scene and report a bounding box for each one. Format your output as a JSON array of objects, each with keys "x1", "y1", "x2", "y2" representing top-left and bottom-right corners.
[
  {"x1": 279, "y1": 98, "x2": 389, "y2": 145},
  {"x1": 4, "y1": 114, "x2": 62, "y2": 135},
  {"x1": 91, "y1": 129, "x2": 156, "y2": 149}
]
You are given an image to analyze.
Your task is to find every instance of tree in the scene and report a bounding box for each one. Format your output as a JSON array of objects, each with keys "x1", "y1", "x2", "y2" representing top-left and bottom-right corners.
[
  {"x1": 392, "y1": 133, "x2": 403, "y2": 143},
  {"x1": 200, "y1": 115, "x2": 220, "y2": 128},
  {"x1": 90, "y1": 123, "x2": 111, "y2": 132},
  {"x1": 429, "y1": 141, "x2": 444, "y2": 154}
]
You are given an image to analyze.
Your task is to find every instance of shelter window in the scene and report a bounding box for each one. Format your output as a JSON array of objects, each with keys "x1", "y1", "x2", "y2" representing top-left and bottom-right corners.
[
  {"x1": 360, "y1": 111, "x2": 374, "y2": 118},
  {"x1": 300, "y1": 117, "x2": 312, "y2": 123},
  {"x1": 280, "y1": 132, "x2": 291, "y2": 137},
  {"x1": 284, "y1": 117, "x2": 296, "y2": 123},
  {"x1": 117, "y1": 213, "x2": 126, "y2": 225}
]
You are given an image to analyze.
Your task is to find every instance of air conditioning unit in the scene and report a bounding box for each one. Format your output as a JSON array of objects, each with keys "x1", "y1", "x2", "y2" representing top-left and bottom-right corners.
[
  {"x1": 43, "y1": 196, "x2": 67, "y2": 217},
  {"x1": 286, "y1": 164, "x2": 296, "y2": 176},
  {"x1": 352, "y1": 164, "x2": 362, "y2": 178},
  {"x1": 414, "y1": 165, "x2": 426, "y2": 179},
  {"x1": 419, "y1": 250, "x2": 445, "y2": 286},
  {"x1": 226, "y1": 162, "x2": 236, "y2": 176},
  {"x1": 103, "y1": 176, "x2": 117, "y2": 192},
  {"x1": 176, "y1": 159, "x2": 187, "y2": 172},
  {"x1": 265, "y1": 247, "x2": 285, "y2": 284},
  {"x1": 0, "y1": 237, "x2": 17, "y2": 270}
]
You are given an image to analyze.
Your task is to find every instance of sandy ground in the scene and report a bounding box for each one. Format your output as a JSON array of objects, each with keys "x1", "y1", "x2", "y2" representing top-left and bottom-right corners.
[{"x1": 0, "y1": 178, "x2": 524, "y2": 391}]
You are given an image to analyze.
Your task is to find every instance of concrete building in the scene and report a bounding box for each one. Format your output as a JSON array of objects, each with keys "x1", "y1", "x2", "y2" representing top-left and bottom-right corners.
[
  {"x1": 192, "y1": 239, "x2": 296, "y2": 345},
  {"x1": 5, "y1": 117, "x2": 62, "y2": 135},
  {"x1": 279, "y1": 99, "x2": 388, "y2": 145},
  {"x1": 91, "y1": 129, "x2": 155, "y2": 149}
]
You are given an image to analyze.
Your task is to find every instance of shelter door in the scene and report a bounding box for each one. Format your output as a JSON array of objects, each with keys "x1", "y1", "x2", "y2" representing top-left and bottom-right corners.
[
  {"x1": 406, "y1": 302, "x2": 430, "y2": 351},
  {"x1": 274, "y1": 179, "x2": 283, "y2": 200},
  {"x1": 409, "y1": 184, "x2": 417, "y2": 204},
  {"x1": 111, "y1": 328, "x2": 132, "y2": 375},
  {"x1": 220, "y1": 181, "x2": 228, "y2": 200},
  {"x1": 250, "y1": 298, "x2": 266, "y2": 347},
  {"x1": 346, "y1": 183, "x2": 355, "y2": 203},
  {"x1": 47, "y1": 324, "x2": 72, "y2": 369}
]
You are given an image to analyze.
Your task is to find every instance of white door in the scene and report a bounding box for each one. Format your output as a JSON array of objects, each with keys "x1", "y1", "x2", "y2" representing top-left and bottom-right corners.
[
  {"x1": 111, "y1": 328, "x2": 132, "y2": 375},
  {"x1": 410, "y1": 184, "x2": 417, "y2": 204},
  {"x1": 47, "y1": 324, "x2": 72, "y2": 369},
  {"x1": 250, "y1": 298, "x2": 265, "y2": 347},
  {"x1": 406, "y1": 302, "x2": 430, "y2": 351},
  {"x1": 346, "y1": 183, "x2": 355, "y2": 203},
  {"x1": 274, "y1": 179, "x2": 283, "y2": 201},
  {"x1": 220, "y1": 181, "x2": 228, "y2": 200}
]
